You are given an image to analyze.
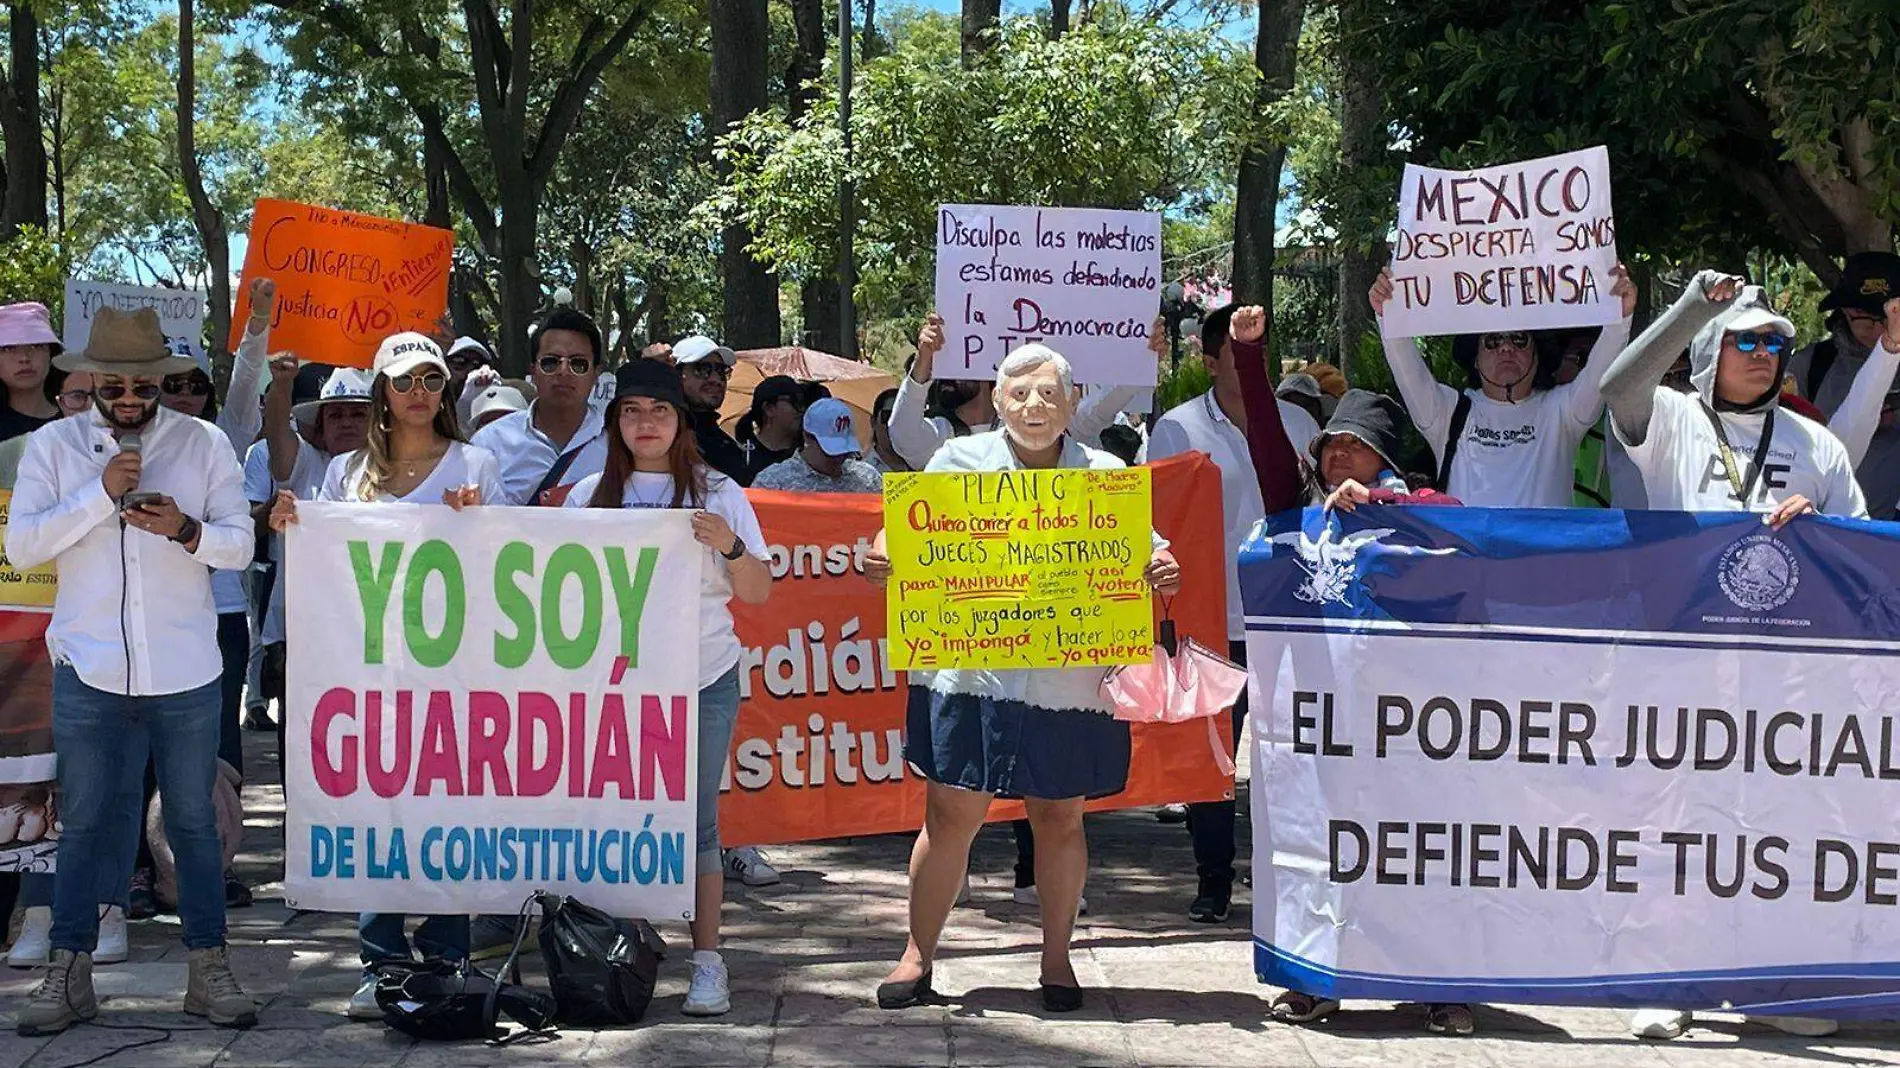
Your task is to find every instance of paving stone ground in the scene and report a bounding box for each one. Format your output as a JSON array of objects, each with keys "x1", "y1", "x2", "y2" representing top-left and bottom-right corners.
[{"x1": 2, "y1": 734, "x2": 1896, "y2": 1067}]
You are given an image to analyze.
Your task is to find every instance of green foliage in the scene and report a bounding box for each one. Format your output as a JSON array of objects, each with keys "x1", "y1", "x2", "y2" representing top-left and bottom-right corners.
[
  {"x1": 1156, "y1": 351, "x2": 1213, "y2": 411},
  {"x1": 717, "y1": 8, "x2": 1255, "y2": 326},
  {"x1": 0, "y1": 228, "x2": 73, "y2": 314}
]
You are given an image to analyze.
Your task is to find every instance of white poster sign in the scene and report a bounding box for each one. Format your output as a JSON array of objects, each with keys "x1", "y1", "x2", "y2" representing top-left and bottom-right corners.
[
  {"x1": 934, "y1": 204, "x2": 1161, "y2": 386},
  {"x1": 1384, "y1": 146, "x2": 1619, "y2": 337},
  {"x1": 284, "y1": 504, "x2": 703, "y2": 919},
  {"x1": 64, "y1": 280, "x2": 209, "y2": 364}
]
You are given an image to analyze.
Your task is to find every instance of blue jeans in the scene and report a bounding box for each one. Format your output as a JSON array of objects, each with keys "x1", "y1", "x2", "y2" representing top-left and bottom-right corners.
[
  {"x1": 696, "y1": 666, "x2": 742, "y2": 877},
  {"x1": 51, "y1": 666, "x2": 226, "y2": 951},
  {"x1": 358, "y1": 913, "x2": 470, "y2": 973}
]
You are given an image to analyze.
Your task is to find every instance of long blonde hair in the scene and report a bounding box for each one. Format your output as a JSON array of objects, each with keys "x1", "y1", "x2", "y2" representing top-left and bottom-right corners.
[{"x1": 351, "y1": 373, "x2": 464, "y2": 501}]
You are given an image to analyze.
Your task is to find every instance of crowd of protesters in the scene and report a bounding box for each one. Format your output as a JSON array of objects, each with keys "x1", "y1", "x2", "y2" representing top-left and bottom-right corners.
[{"x1": 2, "y1": 247, "x2": 1898, "y2": 1041}]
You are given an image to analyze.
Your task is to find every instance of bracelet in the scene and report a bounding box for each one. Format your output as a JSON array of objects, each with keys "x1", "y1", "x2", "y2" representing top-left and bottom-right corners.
[
  {"x1": 722, "y1": 536, "x2": 746, "y2": 561},
  {"x1": 170, "y1": 516, "x2": 200, "y2": 546}
]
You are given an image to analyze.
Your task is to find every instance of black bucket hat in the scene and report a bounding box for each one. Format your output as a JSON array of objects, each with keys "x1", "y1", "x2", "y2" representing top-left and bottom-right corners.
[{"x1": 1310, "y1": 389, "x2": 1406, "y2": 473}]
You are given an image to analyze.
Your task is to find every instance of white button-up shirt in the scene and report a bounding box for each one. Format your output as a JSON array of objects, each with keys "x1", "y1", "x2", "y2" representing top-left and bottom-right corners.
[
  {"x1": 470, "y1": 402, "x2": 608, "y2": 506},
  {"x1": 6, "y1": 406, "x2": 254, "y2": 696},
  {"x1": 1148, "y1": 390, "x2": 1320, "y2": 642}
]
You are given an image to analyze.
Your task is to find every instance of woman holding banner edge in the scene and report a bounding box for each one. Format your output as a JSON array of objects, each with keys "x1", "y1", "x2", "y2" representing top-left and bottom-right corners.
[
  {"x1": 268, "y1": 332, "x2": 503, "y2": 1021},
  {"x1": 863, "y1": 342, "x2": 1182, "y2": 1014},
  {"x1": 564, "y1": 359, "x2": 773, "y2": 1018}
]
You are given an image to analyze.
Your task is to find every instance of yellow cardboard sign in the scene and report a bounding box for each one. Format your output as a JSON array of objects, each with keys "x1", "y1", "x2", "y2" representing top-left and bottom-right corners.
[
  {"x1": 884, "y1": 467, "x2": 1153, "y2": 671},
  {"x1": 0, "y1": 489, "x2": 55, "y2": 609}
]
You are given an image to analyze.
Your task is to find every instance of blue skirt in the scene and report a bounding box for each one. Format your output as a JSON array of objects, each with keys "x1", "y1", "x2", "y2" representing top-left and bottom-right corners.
[{"x1": 904, "y1": 686, "x2": 1131, "y2": 801}]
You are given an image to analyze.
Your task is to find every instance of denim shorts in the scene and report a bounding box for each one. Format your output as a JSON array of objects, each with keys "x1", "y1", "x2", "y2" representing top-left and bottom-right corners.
[{"x1": 695, "y1": 665, "x2": 742, "y2": 876}]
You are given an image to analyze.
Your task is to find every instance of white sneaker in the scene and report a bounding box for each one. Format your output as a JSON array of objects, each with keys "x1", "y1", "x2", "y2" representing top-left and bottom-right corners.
[
  {"x1": 1011, "y1": 885, "x2": 1088, "y2": 916},
  {"x1": 1630, "y1": 1008, "x2": 1691, "y2": 1039},
  {"x1": 681, "y1": 950, "x2": 731, "y2": 1016},
  {"x1": 723, "y1": 847, "x2": 781, "y2": 887},
  {"x1": 93, "y1": 906, "x2": 127, "y2": 965},
  {"x1": 347, "y1": 974, "x2": 383, "y2": 1020},
  {"x1": 7, "y1": 906, "x2": 51, "y2": 967},
  {"x1": 1750, "y1": 1015, "x2": 1839, "y2": 1037}
]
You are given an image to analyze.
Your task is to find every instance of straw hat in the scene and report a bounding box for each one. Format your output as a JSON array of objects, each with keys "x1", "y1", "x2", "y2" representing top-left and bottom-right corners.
[{"x1": 54, "y1": 307, "x2": 196, "y2": 376}]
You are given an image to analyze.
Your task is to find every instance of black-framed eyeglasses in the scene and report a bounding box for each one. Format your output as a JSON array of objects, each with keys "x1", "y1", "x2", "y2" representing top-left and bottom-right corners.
[
  {"x1": 162, "y1": 375, "x2": 211, "y2": 396},
  {"x1": 683, "y1": 362, "x2": 731, "y2": 380},
  {"x1": 1481, "y1": 332, "x2": 1532, "y2": 351},
  {"x1": 96, "y1": 383, "x2": 161, "y2": 401},
  {"x1": 536, "y1": 355, "x2": 593, "y2": 376},
  {"x1": 57, "y1": 389, "x2": 93, "y2": 408},
  {"x1": 389, "y1": 371, "x2": 448, "y2": 395}
]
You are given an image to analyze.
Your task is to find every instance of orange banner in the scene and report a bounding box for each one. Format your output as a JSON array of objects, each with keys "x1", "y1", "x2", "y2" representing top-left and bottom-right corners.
[
  {"x1": 232, "y1": 199, "x2": 453, "y2": 368},
  {"x1": 721, "y1": 452, "x2": 1233, "y2": 846}
]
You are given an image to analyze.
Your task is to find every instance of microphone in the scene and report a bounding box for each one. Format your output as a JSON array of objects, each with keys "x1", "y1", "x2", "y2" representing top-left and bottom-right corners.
[{"x1": 116, "y1": 433, "x2": 143, "y2": 508}]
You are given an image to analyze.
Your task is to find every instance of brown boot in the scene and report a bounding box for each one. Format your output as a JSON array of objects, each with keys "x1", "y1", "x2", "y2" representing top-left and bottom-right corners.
[
  {"x1": 17, "y1": 949, "x2": 97, "y2": 1036},
  {"x1": 184, "y1": 946, "x2": 258, "y2": 1028}
]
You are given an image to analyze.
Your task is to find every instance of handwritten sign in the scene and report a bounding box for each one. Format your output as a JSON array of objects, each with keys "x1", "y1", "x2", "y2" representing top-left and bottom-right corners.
[
  {"x1": 883, "y1": 467, "x2": 1153, "y2": 671},
  {"x1": 64, "y1": 281, "x2": 208, "y2": 365},
  {"x1": 232, "y1": 199, "x2": 453, "y2": 368},
  {"x1": 1384, "y1": 146, "x2": 1618, "y2": 337},
  {"x1": 934, "y1": 204, "x2": 1161, "y2": 387},
  {"x1": 0, "y1": 490, "x2": 54, "y2": 610}
]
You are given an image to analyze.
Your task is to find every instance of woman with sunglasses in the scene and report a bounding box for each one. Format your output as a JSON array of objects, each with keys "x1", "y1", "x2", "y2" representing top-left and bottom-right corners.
[
  {"x1": 1369, "y1": 264, "x2": 1635, "y2": 506},
  {"x1": 267, "y1": 332, "x2": 502, "y2": 1021},
  {"x1": 563, "y1": 360, "x2": 772, "y2": 1017}
]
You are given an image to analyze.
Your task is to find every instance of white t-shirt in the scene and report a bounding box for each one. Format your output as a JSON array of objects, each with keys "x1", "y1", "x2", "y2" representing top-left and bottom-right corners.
[
  {"x1": 319, "y1": 440, "x2": 503, "y2": 506},
  {"x1": 1618, "y1": 391, "x2": 1868, "y2": 517},
  {"x1": 563, "y1": 469, "x2": 768, "y2": 689}
]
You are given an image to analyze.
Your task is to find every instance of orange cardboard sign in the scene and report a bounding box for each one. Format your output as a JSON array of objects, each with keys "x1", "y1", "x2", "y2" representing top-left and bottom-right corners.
[
  {"x1": 720, "y1": 452, "x2": 1234, "y2": 846},
  {"x1": 232, "y1": 199, "x2": 453, "y2": 368}
]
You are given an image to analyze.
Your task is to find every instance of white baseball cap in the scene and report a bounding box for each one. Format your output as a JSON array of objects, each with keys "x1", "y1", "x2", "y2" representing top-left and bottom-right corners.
[
  {"x1": 373, "y1": 332, "x2": 449, "y2": 380},
  {"x1": 672, "y1": 335, "x2": 736, "y2": 367},
  {"x1": 803, "y1": 397, "x2": 860, "y2": 457}
]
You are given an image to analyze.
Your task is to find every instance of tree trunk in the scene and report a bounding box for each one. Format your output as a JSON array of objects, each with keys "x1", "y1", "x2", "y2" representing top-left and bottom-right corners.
[
  {"x1": 423, "y1": 135, "x2": 452, "y2": 231},
  {"x1": 0, "y1": 3, "x2": 47, "y2": 238},
  {"x1": 176, "y1": 0, "x2": 231, "y2": 381},
  {"x1": 570, "y1": 235, "x2": 595, "y2": 314},
  {"x1": 1049, "y1": 0, "x2": 1069, "y2": 38},
  {"x1": 861, "y1": 0, "x2": 879, "y2": 59},
  {"x1": 646, "y1": 278, "x2": 669, "y2": 343},
  {"x1": 1230, "y1": 0, "x2": 1305, "y2": 310},
  {"x1": 1332, "y1": 0, "x2": 1380, "y2": 378},
  {"x1": 711, "y1": 0, "x2": 781, "y2": 347},
  {"x1": 493, "y1": 205, "x2": 540, "y2": 375},
  {"x1": 960, "y1": 0, "x2": 999, "y2": 65}
]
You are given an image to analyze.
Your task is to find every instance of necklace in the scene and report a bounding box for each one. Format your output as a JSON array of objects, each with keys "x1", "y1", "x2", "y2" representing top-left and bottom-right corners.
[{"x1": 397, "y1": 444, "x2": 448, "y2": 480}]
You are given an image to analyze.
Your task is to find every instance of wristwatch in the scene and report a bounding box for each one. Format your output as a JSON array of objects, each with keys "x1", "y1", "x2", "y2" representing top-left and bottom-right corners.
[
  {"x1": 722, "y1": 536, "x2": 746, "y2": 561},
  {"x1": 169, "y1": 516, "x2": 201, "y2": 547}
]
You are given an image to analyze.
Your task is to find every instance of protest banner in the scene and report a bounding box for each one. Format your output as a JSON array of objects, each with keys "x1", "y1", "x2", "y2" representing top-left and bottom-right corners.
[
  {"x1": 934, "y1": 204, "x2": 1161, "y2": 386},
  {"x1": 0, "y1": 465, "x2": 57, "y2": 875},
  {"x1": 882, "y1": 466, "x2": 1153, "y2": 672},
  {"x1": 721, "y1": 453, "x2": 1230, "y2": 846},
  {"x1": 284, "y1": 504, "x2": 702, "y2": 918},
  {"x1": 64, "y1": 280, "x2": 208, "y2": 365},
  {"x1": 1243, "y1": 506, "x2": 1900, "y2": 1016},
  {"x1": 233, "y1": 199, "x2": 453, "y2": 369},
  {"x1": 1384, "y1": 146, "x2": 1618, "y2": 337}
]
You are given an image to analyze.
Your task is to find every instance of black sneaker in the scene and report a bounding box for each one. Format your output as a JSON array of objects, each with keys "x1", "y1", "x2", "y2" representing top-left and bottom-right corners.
[
  {"x1": 128, "y1": 866, "x2": 160, "y2": 920},
  {"x1": 242, "y1": 706, "x2": 275, "y2": 732},
  {"x1": 224, "y1": 871, "x2": 254, "y2": 909},
  {"x1": 1187, "y1": 878, "x2": 1231, "y2": 924}
]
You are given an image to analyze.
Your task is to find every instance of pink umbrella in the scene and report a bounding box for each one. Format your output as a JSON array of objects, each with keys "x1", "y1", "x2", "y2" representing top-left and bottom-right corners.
[{"x1": 1099, "y1": 610, "x2": 1247, "y2": 774}]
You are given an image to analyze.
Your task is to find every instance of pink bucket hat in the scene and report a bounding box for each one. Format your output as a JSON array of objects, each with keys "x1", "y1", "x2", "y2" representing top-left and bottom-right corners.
[{"x1": 0, "y1": 302, "x2": 62, "y2": 352}]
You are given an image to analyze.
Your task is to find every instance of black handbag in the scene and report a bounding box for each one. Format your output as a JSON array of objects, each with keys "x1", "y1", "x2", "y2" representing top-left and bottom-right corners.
[{"x1": 535, "y1": 890, "x2": 664, "y2": 1026}]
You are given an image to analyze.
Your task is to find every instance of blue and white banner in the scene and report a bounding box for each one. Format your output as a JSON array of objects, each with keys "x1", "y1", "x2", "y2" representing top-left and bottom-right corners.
[{"x1": 1241, "y1": 506, "x2": 1900, "y2": 1018}]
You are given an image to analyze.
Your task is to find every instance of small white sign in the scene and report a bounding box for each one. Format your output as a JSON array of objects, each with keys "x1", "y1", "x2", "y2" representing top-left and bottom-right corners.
[
  {"x1": 1384, "y1": 146, "x2": 1619, "y2": 338},
  {"x1": 64, "y1": 280, "x2": 208, "y2": 365},
  {"x1": 934, "y1": 204, "x2": 1162, "y2": 386}
]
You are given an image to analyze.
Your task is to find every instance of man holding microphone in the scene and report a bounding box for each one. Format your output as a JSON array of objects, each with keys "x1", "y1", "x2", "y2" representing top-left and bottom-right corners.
[{"x1": 6, "y1": 307, "x2": 259, "y2": 1035}]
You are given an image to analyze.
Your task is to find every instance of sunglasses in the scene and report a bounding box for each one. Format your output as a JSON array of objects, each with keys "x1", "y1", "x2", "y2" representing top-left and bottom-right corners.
[
  {"x1": 1480, "y1": 332, "x2": 1532, "y2": 351},
  {"x1": 683, "y1": 362, "x2": 731, "y2": 380},
  {"x1": 445, "y1": 353, "x2": 486, "y2": 369},
  {"x1": 388, "y1": 371, "x2": 448, "y2": 395},
  {"x1": 57, "y1": 389, "x2": 93, "y2": 408},
  {"x1": 1731, "y1": 331, "x2": 1790, "y2": 356},
  {"x1": 536, "y1": 355, "x2": 593, "y2": 376},
  {"x1": 162, "y1": 375, "x2": 211, "y2": 396},
  {"x1": 95, "y1": 383, "x2": 161, "y2": 401}
]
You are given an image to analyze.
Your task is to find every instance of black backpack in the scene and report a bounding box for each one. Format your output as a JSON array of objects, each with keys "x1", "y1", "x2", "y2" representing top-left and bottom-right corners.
[
  {"x1": 535, "y1": 891, "x2": 665, "y2": 1027},
  {"x1": 374, "y1": 958, "x2": 555, "y2": 1043}
]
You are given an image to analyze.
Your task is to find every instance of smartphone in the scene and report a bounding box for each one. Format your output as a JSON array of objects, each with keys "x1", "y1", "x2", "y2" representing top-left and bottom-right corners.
[{"x1": 120, "y1": 491, "x2": 164, "y2": 511}]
